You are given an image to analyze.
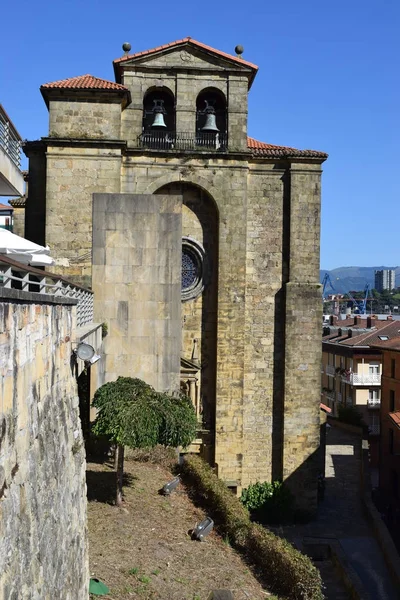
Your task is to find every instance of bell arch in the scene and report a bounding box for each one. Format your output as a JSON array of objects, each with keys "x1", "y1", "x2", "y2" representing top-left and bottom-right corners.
[
  {"x1": 142, "y1": 87, "x2": 175, "y2": 146},
  {"x1": 196, "y1": 87, "x2": 227, "y2": 141},
  {"x1": 155, "y1": 182, "x2": 219, "y2": 446},
  {"x1": 144, "y1": 172, "x2": 224, "y2": 213}
]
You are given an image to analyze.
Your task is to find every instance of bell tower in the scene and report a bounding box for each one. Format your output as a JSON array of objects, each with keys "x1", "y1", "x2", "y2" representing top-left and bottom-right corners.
[{"x1": 114, "y1": 37, "x2": 258, "y2": 152}]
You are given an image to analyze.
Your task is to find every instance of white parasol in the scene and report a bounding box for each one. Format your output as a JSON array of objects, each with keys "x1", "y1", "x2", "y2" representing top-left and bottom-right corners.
[{"x1": 0, "y1": 229, "x2": 54, "y2": 266}]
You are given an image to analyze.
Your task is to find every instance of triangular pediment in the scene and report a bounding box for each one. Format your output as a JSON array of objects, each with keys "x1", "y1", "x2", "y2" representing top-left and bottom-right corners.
[
  {"x1": 114, "y1": 38, "x2": 258, "y2": 87},
  {"x1": 180, "y1": 356, "x2": 200, "y2": 373},
  {"x1": 127, "y1": 46, "x2": 251, "y2": 72}
]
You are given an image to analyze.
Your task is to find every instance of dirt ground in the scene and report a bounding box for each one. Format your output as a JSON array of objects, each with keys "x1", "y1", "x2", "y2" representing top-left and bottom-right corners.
[{"x1": 87, "y1": 453, "x2": 275, "y2": 600}]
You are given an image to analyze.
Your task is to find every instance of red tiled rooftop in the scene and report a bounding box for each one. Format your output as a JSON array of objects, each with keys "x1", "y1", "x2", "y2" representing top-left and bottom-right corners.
[
  {"x1": 0, "y1": 203, "x2": 13, "y2": 211},
  {"x1": 41, "y1": 74, "x2": 129, "y2": 91},
  {"x1": 114, "y1": 37, "x2": 259, "y2": 71},
  {"x1": 389, "y1": 411, "x2": 400, "y2": 428},
  {"x1": 248, "y1": 137, "x2": 328, "y2": 160}
]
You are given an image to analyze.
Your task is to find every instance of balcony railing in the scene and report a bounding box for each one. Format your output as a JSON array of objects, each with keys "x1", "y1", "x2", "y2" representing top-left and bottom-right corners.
[
  {"x1": 325, "y1": 390, "x2": 335, "y2": 402},
  {"x1": 0, "y1": 104, "x2": 22, "y2": 168},
  {"x1": 344, "y1": 372, "x2": 381, "y2": 386},
  {"x1": 0, "y1": 256, "x2": 93, "y2": 327},
  {"x1": 137, "y1": 130, "x2": 228, "y2": 152},
  {"x1": 367, "y1": 398, "x2": 381, "y2": 409},
  {"x1": 326, "y1": 365, "x2": 336, "y2": 377}
]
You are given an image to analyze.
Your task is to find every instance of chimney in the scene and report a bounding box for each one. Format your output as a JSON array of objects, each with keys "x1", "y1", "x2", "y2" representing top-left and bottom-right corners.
[
  {"x1": 367, "y1": 316, "x2": 376, "y2": 328},
  {"x1": 354, "y1": 316, "x2": 361, "y2": 325},
  {"x1": 387, "y1": 315, "x2": 393, "y2": 321},
  {"x1": 330, "y1": 315, "x2": 338, "y2": 325}
]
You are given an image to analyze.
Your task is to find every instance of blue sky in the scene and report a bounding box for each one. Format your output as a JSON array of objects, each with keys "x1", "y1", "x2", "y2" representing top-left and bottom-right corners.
[{"x1": 1, "y1": 0, "x2": 398, "y2": 269}]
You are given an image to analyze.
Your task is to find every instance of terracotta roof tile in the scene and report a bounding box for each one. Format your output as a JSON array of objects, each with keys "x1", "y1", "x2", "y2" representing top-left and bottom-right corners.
[
  {"x1": 41, "y1": 74, "x2": 129, "y2": 92},
  {"x1": 389, "y1": 411, "x2": 400, "y2": 428},
  {"x1": 114, "y1": 37, "x2": 259, "y2": 72},
  {"x1": 341, "y1": 320, "x2": 400, "y2": 347},
  {"x1": 248, "y1": 137, "x2": 328, "y2": 160},
  {"x1": 320, "y1": 403, "x2": 332, "y2": 414},
  {"x1": 9, "y1": 197, "x2": 26, "y2": 208},
  {"x1": 0, "y1": 203, "x2": 13, "y2": 211}
]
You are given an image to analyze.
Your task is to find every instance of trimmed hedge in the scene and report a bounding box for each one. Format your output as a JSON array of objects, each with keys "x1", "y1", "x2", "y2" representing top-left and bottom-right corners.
[{"x1": 181, "y1": 455, "x2": 323, "y2": 600}]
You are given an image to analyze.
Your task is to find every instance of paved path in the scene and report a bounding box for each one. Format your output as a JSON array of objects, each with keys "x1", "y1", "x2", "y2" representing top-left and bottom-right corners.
[{"x1": 277, "y1": 426, "x2": 399, "y2": 599}]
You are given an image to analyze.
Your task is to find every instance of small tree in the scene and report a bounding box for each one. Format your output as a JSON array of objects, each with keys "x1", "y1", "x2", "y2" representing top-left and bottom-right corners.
[{"x1": 92, "y1": 377, "x2": 197, "y2": 505}]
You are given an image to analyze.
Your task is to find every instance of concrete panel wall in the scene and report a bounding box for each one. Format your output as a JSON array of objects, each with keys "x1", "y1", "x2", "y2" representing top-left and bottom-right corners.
[
  {"x1": 92, "y1": 193, "x2": 182, "y2": 392},
  {"x1": 0, "y1": 293, "x2": 88, "y2": 600}
]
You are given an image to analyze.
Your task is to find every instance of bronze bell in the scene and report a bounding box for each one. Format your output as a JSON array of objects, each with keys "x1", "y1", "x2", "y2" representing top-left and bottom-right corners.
[
  {"x1": 151, "y1": 100, "x2": 167, "y2": 128},
  {"x1": 201, "y1": 103, "x2": 219, "y2": 132}
]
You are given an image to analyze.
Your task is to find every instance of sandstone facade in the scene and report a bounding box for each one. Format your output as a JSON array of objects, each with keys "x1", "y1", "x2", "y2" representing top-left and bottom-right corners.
[{"x1": 24, "y1": 38, "x2": 327, "y2": 510}]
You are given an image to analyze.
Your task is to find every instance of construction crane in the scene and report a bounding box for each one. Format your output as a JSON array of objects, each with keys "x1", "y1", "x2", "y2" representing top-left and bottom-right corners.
[
  {"x1": 346, "y1": 284, "x2": 371, "y2": 315},
  {"x1": 322, "y1": 273, "x2": 335, "y2": 299}
]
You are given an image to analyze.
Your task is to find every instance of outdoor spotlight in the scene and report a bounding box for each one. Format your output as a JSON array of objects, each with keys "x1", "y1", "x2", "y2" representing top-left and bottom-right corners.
[
  {"x1": 75, "y1": 342, "x2": 95, "y2": 361},
  {"x1": 74, "y1": 342, "x2": 102, "y2": 365},
  {"x1": 192, "y1": 516, "x2": 214, "y2": 541},
  {"x1": 161, "y1": 476, "x2": 180, "y2": 496}
]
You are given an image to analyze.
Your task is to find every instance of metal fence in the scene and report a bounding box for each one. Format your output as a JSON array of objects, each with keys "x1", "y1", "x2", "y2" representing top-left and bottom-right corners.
[
  {"x1": 137, "y1": 130, "x2": 228, "y2": 151},
  {"x1": 0, "y1": 105, "x2": 22, "y2": 168},
  {"x1": 0, "y1": 256, "x2": 93, "y2": 327}
]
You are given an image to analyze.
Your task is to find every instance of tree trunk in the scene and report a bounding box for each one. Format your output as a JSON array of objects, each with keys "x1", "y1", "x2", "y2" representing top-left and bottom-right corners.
[{"x1": 115, "y1": 444, "x2": 125, "y2": 506}]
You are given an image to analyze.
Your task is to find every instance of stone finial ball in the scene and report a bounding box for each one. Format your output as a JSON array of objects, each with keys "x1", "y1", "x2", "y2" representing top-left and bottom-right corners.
[
  {"x1": 122, "y1": 42, "x2": 132, "y2": 53},
  {"x1": 235, "y1": 45, "x2": 244, "y2": 56}
]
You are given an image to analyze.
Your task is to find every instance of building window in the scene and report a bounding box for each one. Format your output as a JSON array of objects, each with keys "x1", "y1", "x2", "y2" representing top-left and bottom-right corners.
[
  {"x1": 369, "y1": 362, "x2": 379, "y2": 375},
  {"x1": 369, "y1": 389, "x2": 380, "y2": 401},
  {"x1": 390, "y1": 390, "x2": 395, "y2": 412},
  {"x1": 181, "y1": 237, "x2": 205, "y2": 302},
  {"x1": 391, "y1": 358, "x2": 396, "y2": 379}
]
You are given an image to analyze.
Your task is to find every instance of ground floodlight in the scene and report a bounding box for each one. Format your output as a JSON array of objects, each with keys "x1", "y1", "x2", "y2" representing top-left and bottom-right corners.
[
  {"x1": 161, "y1": 476, "x2": 180, "y2": 495},
  {"x1": 192, "y1": 516, "x2": 214, "y2": 541},
  {"x1": 75, "y1": 342, "x2": 95, "y2": 361}
]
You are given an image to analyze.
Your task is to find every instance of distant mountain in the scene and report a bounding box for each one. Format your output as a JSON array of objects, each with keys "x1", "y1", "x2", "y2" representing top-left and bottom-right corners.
[{"x1": 320, "y1": 266, "x2": 400, "y2": 294}]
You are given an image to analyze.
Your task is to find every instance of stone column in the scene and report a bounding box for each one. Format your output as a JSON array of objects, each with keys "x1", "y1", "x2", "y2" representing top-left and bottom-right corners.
[{"x1": 282, "y1": 163, "x2": 323, "y2": 514}]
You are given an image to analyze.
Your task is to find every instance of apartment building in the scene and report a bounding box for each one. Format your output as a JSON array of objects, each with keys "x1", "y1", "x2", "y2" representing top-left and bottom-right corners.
[
  {"x1": 321, "y1": 316, "x2": 400, "y2": 438},
  {"x1": 371, "y1": 336, "x2": 400, "y2": 545}
]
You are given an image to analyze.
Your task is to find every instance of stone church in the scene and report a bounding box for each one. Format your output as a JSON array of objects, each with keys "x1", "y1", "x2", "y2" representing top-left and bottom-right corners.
[{"x1": 23, "y1": 37, "x2": 327, "y2": 509}]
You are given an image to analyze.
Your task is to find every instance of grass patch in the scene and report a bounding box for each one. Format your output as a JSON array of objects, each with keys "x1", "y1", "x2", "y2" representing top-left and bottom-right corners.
[{"x1": 181, "y1": 454, "x2": 324, "y2": 600}]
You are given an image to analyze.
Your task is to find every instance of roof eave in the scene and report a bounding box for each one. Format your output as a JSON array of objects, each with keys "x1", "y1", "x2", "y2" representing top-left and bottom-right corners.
[{"x1": 40, "y1": 86, "x2": 131, "y2": 109}]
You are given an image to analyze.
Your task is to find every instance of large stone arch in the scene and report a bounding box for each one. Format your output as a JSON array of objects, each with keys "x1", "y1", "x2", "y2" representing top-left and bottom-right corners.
[
  {"x1": 144, "y1": 172, "x2": 223, "y2": 213},
  {"x1": 155, "y1": 181, "x2": 218, "y2": 451}
]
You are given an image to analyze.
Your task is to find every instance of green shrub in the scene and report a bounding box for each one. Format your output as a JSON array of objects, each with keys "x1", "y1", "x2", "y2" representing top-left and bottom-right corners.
[
  {"x1": 181, "y1": 455, "x2": 323, "y2": 600},
  {"x1": 338, "y1": 405, "x2": 364, "y2": 427},
  {"x1": 240, "y1": 480, "x2": 294, "y2": 524}
]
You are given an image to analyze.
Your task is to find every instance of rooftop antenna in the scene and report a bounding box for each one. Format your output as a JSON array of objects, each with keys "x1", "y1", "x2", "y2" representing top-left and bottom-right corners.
[
  {"x1": 122, "y1": 42, "x2": 131, "y2": 55},
  {"x1": 235, "y1": 45, "x2": 244, "y2": 58}
]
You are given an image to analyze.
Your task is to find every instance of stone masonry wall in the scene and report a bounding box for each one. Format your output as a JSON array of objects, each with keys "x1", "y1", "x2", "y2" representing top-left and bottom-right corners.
[
  {"x1": 242, "y1": 166, "x2": 286, "y2": 488},
  {"x1": 49, "y1": 100, "x2": 122, "y2": 140},
  {"x1": 45, "y1": 145, "x2": 122, "y2": 287},
  {"x1": 282, "y1": 164, "x2": 323, "y2": 512},
  {"x1": 0, "y1": 291, "x2": 88, "y2": 600},
  {"x1": 122, "y1": 155, "x2": 249, "y2": 484}
]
